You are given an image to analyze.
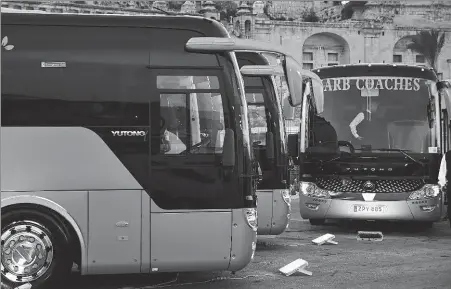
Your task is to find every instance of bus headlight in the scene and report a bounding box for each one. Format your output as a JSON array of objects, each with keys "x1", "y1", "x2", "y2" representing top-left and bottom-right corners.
[
  {"x1": 244, "y1": 208, "x2": 258, "y2": 232},
  {"x1": 251, "y1": 241, "x2": 256, "y2": 260},
  {"x1": 281, "y1": 189, "x2": 291, "y2": 206},
  {"x1": 408, "y1": 184, "x2": 440, "y2": 200},
  {"x1": 300, "y1": 182, "x2": 331, "y2": 199}
]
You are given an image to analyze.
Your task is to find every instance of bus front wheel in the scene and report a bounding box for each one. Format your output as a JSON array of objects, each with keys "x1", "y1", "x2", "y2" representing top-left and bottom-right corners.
[
  {"x1": 1, "y1": 209, "x2": 73, "y2": 289},
  {"x1": 309, "y1": 219, "x2": 325, "y2": 225}
]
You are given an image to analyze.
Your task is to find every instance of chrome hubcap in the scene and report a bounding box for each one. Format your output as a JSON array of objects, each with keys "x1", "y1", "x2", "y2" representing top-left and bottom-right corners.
[{"x1": 1, "y1": 221, "x2": 53, "y2": 282}]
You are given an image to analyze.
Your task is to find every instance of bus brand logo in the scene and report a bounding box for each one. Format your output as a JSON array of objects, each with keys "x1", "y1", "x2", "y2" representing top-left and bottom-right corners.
[
  {"x1": 362, "y1": 181, "x2": 376, "y2": 191},
  {"x1": 2, "y1": 36, "x2": 14, "y2": 51},
  {"x1": 41, "y1": 61, "x2": 66, "y2": 68},
  {"x1": 346, "y1": 167, "x2": 393, "y2": 172},
  {"x1": 115, "y1": 221, "x2": 129, "y2": 227},
  {"x1": 112, "y1": 131, "x2": 147, "y2": 137}
]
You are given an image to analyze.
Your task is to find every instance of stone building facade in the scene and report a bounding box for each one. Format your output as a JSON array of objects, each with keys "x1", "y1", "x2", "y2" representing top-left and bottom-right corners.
[{"x1": 231, "y1": 1, "x2": 451, "y2": 80}]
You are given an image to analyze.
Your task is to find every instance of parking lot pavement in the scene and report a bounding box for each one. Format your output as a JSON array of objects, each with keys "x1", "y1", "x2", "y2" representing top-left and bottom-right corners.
[{"x1": 67, "y1": 198, "x2": 451, "y2": 289}]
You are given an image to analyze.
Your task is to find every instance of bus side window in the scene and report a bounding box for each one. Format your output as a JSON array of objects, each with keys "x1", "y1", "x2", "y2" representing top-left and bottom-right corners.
[
  {"x1": 442, "y1": 109, "x2": 449, "y2": 151},
  {"x1": 160, "y1": 93, "x2": 189, "y2": 155},
  {"x1": 189, "y1": 92, "x2": 225, "y2": 154},
  {"x1": 157, "y1": 75, "x2": 225, "y2": 155}
]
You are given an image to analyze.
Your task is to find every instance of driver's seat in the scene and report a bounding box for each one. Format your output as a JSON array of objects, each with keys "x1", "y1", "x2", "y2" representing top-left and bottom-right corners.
[{"x1": 307, "y1": 115, "x2": 339, "y2": 153}]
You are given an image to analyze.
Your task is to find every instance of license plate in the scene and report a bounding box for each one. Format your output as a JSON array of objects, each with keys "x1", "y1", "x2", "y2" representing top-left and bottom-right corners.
[{"x1": 353, "y1": 204, "x2": 386, "y2": 213}]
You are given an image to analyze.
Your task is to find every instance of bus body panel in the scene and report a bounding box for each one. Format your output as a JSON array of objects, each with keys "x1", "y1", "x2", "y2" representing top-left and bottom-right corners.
[
  {"x1": 0, "y1": 191, "x2": 89, "y2": 274},
  {"x1": 150, "y1": 208, "x2": 232, "y2": 272},
  {"x1": 1, "y1": 127, "x2": 143, "y2": 192},
  {"x1": 141, "y1": 191, "x2": 151, "y2": 273},
  {"x1": 256, "y1": 189, "x2": 290, "y2": 235},
  {"x1": 270, "y1": 189, "x2": 291, "y2": 235},
  {"x1": 228, "y1": 209, "x2": 257, "y2": 272},
  {"x1": 149, "y1": 201, "x2": 254, "y2": 272},
  {"x1": 256, "y1": 190, "x2": 273, "y2": 235},
  {"x1": 87, "y1": 190, "x2": 143, "y2": 274}
]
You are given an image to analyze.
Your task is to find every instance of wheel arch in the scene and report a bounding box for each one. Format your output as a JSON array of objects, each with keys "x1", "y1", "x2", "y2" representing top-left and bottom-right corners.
[{"x1": 1, "y1": 195, "x2": 87, "y2": 275}]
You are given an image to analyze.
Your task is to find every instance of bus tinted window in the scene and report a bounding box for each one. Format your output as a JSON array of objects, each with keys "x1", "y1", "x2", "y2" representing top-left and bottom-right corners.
[
  {"x1": 157, "y1": 76, "x2": 220, "y2": 90},
  {"x1": 1, "y1": 24, "x2": 225, "y2": 127},
  {"x1": 2, "y1": 51, "x2": 150, "y2": 126},
  {"x1": 244, "y1": 76, "x2": 264, "y2": 88},
  {"x1": 158, "y1": 75, "x2": 225, "y2": 155},
  {"x1": 2, "y1": 25, "x2": 154, "y2": 126}
]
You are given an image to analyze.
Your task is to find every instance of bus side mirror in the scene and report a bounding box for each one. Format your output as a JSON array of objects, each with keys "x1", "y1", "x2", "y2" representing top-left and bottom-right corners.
[
  {"x1": 438, "y1": 80, "x2": 451, "y2": 112},
  {"x1": 266, "y1": 131, "x2": 275, "y2": 160},
  {"x1": 282, "y1": 57, "x2": 303, "y2": 107},
  {"x1": 222, "y1": 128, "x2": 235, "y2": 167},
  {"x1": 312, "y1": 79, "x2": 324, "y2": 114},
  {"x1": 287, "y1": 134, "x2": 299, "y2": 158},
  {"x1": 437, "y1": 80, "x2": 451, "y2": 91},
  {"x1": 282, "y1": 97, "x2": 296, "y2": 120}
]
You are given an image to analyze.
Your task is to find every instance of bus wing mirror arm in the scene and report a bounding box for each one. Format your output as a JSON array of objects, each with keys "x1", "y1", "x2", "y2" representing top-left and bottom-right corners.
[
  {"x1": 266, "y1": 131, "x2": 275, "y2": 160},
  {"x1": 222, "y1": 129, "x2": 236, "y2": 168},
  {"x1": 287, "y1": 134, "x2": 299, "y2": 158}
]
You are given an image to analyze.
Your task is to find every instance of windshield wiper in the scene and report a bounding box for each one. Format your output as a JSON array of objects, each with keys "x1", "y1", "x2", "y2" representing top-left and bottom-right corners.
[
  {"x1": 371, "y1": 148, "x2": 425, "y2": 167},
  {"x1": 321, "y1": 151, "x2": 353, "y2": 164}
]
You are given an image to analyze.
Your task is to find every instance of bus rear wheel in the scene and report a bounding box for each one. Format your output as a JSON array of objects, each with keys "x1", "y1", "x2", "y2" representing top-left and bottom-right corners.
[
  {"x1": 1, "y1": 209, "x2": 73, "y2": 289},
  {"x1": 309, "y1": 219, "x2": 325, "y2": 226}
]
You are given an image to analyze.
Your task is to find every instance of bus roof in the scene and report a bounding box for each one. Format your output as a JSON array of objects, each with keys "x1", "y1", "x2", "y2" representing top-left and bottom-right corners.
[
  {"x1": 313, "y1": 63, "x2": 437, "y2": 81},
  {"x1": 1, "y1": 12, "x2": 229, "y2": 38},
  {"x1": 236, "y1": 52, "x2": 273, "y2": 89}
]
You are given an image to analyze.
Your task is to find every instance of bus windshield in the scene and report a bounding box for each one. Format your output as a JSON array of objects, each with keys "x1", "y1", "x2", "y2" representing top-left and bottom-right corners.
[{"x1": 316, "y1": 76, "x2": 438, "y2": 153}]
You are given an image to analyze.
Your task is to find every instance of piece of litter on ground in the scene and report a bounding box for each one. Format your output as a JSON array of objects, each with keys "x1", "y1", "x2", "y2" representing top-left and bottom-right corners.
[
  {"x1": 357, "y1": 231, "x2": 384, "y2": 241},
  {"x1": 279, "y1": 258, "x2": 312, "y2": 276},
  {"x1": 312, "y1": 233, "x2": 338, "y2": 245}
]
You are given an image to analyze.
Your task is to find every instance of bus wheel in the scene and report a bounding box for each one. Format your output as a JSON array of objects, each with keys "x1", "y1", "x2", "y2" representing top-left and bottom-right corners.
[
  {"x1": 1, "y1": 209, "x2": 73, "y2": 289},
  {"x1": 309, "y1": 219, "x2": 325, "y2": 226}
]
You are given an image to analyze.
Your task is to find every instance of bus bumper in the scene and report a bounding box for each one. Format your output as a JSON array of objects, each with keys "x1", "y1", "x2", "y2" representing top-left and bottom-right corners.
[
  {"x1": 228, "y1": 208, "x2": 257, "y2": 272},
  {"x1": 299, "y1": 195, "x2": 443, "y2": 222},
  {"x1": 256, "y1": 189, "x2": 291, "y2": 235}
]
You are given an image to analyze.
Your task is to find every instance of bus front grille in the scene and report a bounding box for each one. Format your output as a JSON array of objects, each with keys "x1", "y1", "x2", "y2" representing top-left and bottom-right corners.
[{"x1": 315, "y1": 178, "x2": 425, "y2": 193}]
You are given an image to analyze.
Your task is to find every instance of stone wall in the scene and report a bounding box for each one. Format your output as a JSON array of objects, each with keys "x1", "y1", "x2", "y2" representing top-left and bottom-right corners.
[
  {"x1": 0, "y1": 1, "x2": 203, "y2": 15},
  {"x1": 231, "y1": 4, "x2": 451, "y2": 80},
  {"x1": 363, "y1": 1, "x2": 451, "y2": 22}
]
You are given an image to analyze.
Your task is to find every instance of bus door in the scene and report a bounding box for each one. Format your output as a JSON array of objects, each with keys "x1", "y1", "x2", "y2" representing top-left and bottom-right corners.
[
  {"x1": 148, "y1": 67, "x2": 236, "y2": 272},
  {"x1": 246, "y1": 87, "x2": 269, "y2": 182}
]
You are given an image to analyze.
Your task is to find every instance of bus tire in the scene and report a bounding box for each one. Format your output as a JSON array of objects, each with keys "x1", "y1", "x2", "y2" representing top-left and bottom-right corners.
[
  {"x1": 309, "y1": 219, "x2": 325, "y2": 225},
  {"x1": 1, "y1": 209, "x2": 73, "y2": 289}
]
